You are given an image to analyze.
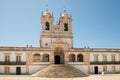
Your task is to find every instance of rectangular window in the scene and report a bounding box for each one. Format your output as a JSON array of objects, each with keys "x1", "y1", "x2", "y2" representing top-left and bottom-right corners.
[
  {"x1": 94, "y1": 54, "x2": 98, "y2": 62},
  {"x1": 16, "y1": 55, "x2": 21, "y2": 62},
  {"x1": 103, "y1": 55, "x2": 107, "y2": 62},
  {"x1": 112, "y1": 66, "x2": 116, "y2": 72},
  {"x1": 103, "y1": 66, "x2": 107, "y2": 72},
  {"x1": 5, "y1": 67, "x2": 10, "y2": 74},
  {"x1": 111, "y1": 54, "x2": 115, "y2": 62},
  {"x1": 119, "y1": 54, "x2": 120, "y2": 61},
  {"x1": 5, "y1": 55, "x2": 10, "y2": 62}
]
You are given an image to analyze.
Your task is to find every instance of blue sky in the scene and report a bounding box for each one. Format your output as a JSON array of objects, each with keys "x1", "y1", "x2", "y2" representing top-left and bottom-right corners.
[{"x1": 0, "y1": 0, "x2": 120, "y2": 48}]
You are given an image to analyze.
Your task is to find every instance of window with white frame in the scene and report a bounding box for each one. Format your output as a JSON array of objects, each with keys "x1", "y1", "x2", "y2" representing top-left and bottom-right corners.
[
  {"x1": 111, "y1": 54, "x2": 115, "y2": 62},
  {"x1": 112, "y1": 66, "x2": 116, "y2": 72},
  {"x1": 103, "y1": 66, "x2": 107, "y2": 72},
  {"x1": 5, "y1": 67, "x2": 10, "y2": 74},
  {"x1": 94, "y1": 54, "x2": 98, "y2": 62},
  {"x1": 5, "y1": 55, "x2": 10, "y2": 62},
  {"x1": 16, "y1": 55, "x2": 21, "y2": 62},
  {"x1": 103, "y1": 54, "x2": 107, "y2": 62}
]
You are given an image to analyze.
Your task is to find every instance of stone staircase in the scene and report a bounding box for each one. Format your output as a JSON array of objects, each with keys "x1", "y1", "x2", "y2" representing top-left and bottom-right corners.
[{"x1": 31, "y1": 64, "x2": 88, "y2": 78}]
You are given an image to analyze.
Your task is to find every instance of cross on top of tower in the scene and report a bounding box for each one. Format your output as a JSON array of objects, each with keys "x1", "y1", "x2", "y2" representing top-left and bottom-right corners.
[
  {"x1": 64, "y1": 7, "x2": 66, "y2": 13},
  {"x1": 46, "y1": 6, "x2": 49, "y2": 13}
]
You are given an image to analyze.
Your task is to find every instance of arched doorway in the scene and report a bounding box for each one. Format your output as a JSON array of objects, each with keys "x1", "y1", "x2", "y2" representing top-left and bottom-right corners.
[
  {"x1": 55, "y1": 55, "x2": 60, "y2": 64},
  {"x1": 54, "y1": 47, "x2": 64, "y2": 64}
]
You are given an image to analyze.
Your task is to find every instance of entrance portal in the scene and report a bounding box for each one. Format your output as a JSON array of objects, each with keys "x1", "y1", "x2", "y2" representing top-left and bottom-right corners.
[
  {"x1": 94, "y1": 66, "x2": 98, "y2": 74},
  {"x1": 54, "y1": 55, "x2": 60, "y2": 64},
  {"x1": 54, "y1": 47, "x2": 64, "y2": 64}
]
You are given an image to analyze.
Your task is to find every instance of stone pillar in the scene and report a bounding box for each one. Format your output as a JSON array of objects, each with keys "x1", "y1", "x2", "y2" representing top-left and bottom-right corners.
[
  {"x1": 26, "y1": 52, "x2": 29, "y2": 74},
  {"x1": 50, "y1": 51, "x2": 54, "y2": 64},
  {"x1": 26, "y1": 50, "x2": 32, "y2": 74},
  {"x1": 75, "y1": 54, "x2": 77, "y2": 62},
  {"x1": 40, "y1": 55, "x2": 43, "y2": 62},
  {"x1": 64, "y1": 52, "x2": 68, "y2": 65}
]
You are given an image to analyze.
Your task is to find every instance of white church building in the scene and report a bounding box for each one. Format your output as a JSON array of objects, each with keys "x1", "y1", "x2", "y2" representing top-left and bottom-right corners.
[{"x1": 0, "y1": 8, "x2": 120, "y2": 76}]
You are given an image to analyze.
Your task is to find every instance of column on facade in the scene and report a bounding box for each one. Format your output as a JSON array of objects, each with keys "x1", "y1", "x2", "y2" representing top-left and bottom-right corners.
[
  {"x1": 75, "y1": 54, "x2": 77, "y2": 62},
  {"x1": 41, "y1": 54, "x2": 43, "y2": 62},
  {"x1": 50, "y1": 51, "x2": 54, "y2": 64},
  {"x1": 26, "y1": 51, "x2": 32, "y2": 74},
  {"x1": 64, "y1": 52, "x2": 68, "y2": 64}
]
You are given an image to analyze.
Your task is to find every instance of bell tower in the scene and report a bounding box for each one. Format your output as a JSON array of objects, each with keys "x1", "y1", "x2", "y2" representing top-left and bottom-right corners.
[
  {"x1": 58, "y1": 8, "x2": 72, "y2": 34},
  {"x1": 40, "y1": 7, "x2": 54, "y2": 48},
  {"x1": 41, "y1": 7, "x2": 54, "y2": 32},
  {"x1": 57, "y1": 8, "x2": 73, "y2": 48},
  {"x1": 40, "y1": 8, "x2": 73, "y2": 48}
]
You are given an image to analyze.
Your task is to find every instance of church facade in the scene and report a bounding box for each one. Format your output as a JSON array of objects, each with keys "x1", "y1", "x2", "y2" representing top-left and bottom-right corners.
[{"x1": 0, "y1": 8, "x2": 120, "y2": 75}]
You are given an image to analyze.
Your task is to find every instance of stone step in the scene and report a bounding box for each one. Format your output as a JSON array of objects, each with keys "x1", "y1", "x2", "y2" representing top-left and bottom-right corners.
[{"x1": 31, "y1": 64, "x2": 88, "y2": 78}]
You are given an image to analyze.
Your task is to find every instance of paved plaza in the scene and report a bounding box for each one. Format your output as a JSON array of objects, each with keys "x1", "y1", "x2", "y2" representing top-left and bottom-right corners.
[{"x1": 0, "y1": 74, "x2": 120, "y2": 80}]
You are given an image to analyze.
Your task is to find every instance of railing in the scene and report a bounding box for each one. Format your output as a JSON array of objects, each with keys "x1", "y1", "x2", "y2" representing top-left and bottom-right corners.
[
  {"x1": 0, "y1": 61, "x2": 26, "y2": 65},
  {"x1": 90, "y1": 61, "x2": 120, "y2": 65}
]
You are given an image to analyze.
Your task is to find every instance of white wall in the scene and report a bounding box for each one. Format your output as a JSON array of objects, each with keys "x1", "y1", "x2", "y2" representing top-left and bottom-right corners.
[
  {"x1": 0, "y1": 66, "x2": 26, "y2": 74},
  {"x1": 71, "y1": 64, "x2": 88, "y2": 74},
  {"x1": 0, "y1": 66, "x2": 4, "y2": 73},
  {"x1": 0, "y1": 51, "x2": 26, "y2": 62},
  {"x1": 41, "y1": 38, "x2": 73, "y2": 48},
  {"x1": 29, "y1": 65, "x2": 48, "y2": 74},
  {"x1": 90, "y1": 65, "x2": 120, "y2": 74},
  {"x1": 0, "y1": 52, "x2": 4, "y2": 61},
  {"x1": 90, "y1": 52, "x2": 120, "y2": 62}
]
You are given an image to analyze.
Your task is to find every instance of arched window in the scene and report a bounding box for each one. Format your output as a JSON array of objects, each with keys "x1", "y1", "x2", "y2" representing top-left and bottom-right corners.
[
  {"x1": 64, "y1": 23, "x2": 68, "y2": 31},
  {"x1": 42, "y1": 54, "x2": 49, "y2": 62},
  {"x1": 77, "y1": 54, "x2": 84, "y2": 62},
  {"x1": 69, "y1": 54, "x2": 75, "y2": 62},
  {"x1": 45, "y1": 22, "x2": 50, "y2": 30},
  {"x1": 33, "y1": 54, "x2": 41, "y2": 62}
]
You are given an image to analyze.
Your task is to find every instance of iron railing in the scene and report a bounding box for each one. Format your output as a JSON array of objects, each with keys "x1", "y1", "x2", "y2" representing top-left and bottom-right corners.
[
  {"x1": 0, "y1": 61, "x2": 26, "y2": 65},
  {"x1": 90, "y1": 61, "x2": 120, "y2": 65}
]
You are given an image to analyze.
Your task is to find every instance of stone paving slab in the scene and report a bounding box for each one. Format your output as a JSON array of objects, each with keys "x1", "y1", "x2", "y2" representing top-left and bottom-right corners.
[{"x1": 0, "y1": 75, "x2": 120, "y2": 80}]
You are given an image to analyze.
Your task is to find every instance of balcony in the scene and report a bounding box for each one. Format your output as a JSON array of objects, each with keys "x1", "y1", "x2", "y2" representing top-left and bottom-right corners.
[
  {"x1": 90, "y1": 61, "x2": 120, "y2": 65},
  {"x1": 0, "y1": 61, "x2": 26, "y2": 65}
]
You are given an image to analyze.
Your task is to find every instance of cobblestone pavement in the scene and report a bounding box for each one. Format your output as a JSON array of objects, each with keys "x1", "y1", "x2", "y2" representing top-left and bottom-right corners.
[{"x1": 0, "y1": 74, "x2": 120, "y2": 80}]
